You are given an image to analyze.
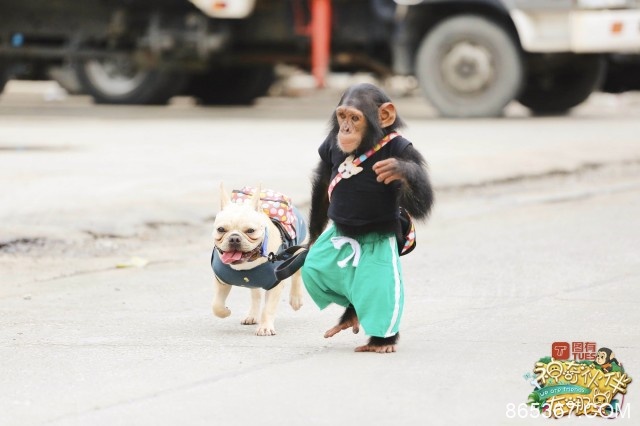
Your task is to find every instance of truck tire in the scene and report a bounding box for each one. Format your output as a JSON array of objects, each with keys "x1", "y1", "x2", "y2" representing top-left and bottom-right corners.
[
  {"x1": 74, "y1": 56, "x2": 185, "y2": 105},
  {"x1": 187, "y1": 66, "x2": 275, "y2": 105},
  {"x1": 518, "y1": 54, "x2": 605, "y2": 115},
  {"x1": 415, "y1": 15, "x2": 524, "y2": 118}
]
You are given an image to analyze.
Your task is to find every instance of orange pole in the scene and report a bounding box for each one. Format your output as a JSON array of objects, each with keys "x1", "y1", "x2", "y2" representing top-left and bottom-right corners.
[{"x1": 311, "y1": 0, "x2": 331, "y2": 88}]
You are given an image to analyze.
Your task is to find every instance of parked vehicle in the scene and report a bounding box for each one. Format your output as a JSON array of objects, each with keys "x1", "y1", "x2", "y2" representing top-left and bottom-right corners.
[
  {"x1": 396, "y1": 0, "x2": 640, "y2": 116},
  {"x1": 1, "y1": 0, "x2": 639, "y2": 117}
]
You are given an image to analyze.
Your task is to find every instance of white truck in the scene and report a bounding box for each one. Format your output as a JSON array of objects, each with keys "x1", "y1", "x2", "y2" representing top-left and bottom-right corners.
[
  {"x1": 397, "y1": 0, "x2": 640, "y2": 116},
  {"x1": 1, "y1": 0, "x2": 639, "y2": 117}
]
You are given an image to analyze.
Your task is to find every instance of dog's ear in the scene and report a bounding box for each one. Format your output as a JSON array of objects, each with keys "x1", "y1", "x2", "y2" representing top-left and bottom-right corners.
[
  {"x1": 220, "y1": 182, "x2": 231, "y2": 209},
  {"x1": 250, "y1": 184, "x2": 263, "y2": 212}
]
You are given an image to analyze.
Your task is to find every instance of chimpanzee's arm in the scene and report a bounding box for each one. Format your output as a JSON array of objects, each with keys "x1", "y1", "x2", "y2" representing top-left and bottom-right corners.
[
  {"x1": 308, "y1": 160, "x2": 332, "y2": 244},
  {"x1": 396, "y1": 144, "x2": 433, "y2": 220}
]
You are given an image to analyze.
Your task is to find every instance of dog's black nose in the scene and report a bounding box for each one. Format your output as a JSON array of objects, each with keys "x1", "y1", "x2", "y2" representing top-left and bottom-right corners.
[{"x1": 229, "y1": 235, "x2": 242, "y2": 246}]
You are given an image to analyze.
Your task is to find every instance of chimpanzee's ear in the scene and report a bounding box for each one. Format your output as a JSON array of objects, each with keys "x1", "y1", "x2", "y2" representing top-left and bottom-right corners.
[{"x1": 378, "y1": 102, "x2": 396, "y2": 128}]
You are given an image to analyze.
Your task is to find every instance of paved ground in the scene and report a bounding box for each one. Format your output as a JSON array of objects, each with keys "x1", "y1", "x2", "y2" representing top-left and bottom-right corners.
[{"x1": 1, "y1": 83, "x2": 639, "y2": 425}]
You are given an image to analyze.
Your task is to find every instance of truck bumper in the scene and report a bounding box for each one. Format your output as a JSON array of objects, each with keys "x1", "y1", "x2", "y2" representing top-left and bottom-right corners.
[{"x1": 512, "y1": 9, "x2": 640, "y2": 53}]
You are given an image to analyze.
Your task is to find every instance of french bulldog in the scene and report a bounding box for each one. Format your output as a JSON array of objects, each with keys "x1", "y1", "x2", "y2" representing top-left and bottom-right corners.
[{"x1": 211, "y1": 184, "x2": 307, "y2": 336}]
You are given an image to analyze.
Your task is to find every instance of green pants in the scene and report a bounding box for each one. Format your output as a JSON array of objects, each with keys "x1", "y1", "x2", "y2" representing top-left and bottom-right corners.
[{"x1": 301, "y1": 225, "x2": 404, "y2": 337}]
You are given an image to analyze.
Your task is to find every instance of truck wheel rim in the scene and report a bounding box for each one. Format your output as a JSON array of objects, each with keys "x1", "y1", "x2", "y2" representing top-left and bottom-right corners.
[
  {"x1": 440, "y1": 41, "x2": 493, "y2": 94},
  {"x1": 84, "y1": 58, "x2": 147, "y2": 96}
]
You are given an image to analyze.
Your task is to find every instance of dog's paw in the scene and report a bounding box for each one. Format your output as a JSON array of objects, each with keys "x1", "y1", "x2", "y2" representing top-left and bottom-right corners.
[
  {"x1": 289, "y1": 295, "x2": 303, "y2": 311},
  {"x1": 256, "y1": 325, "x2": 276, "y2": 336},
  {"x1": 212, "y1": 305, "x2": 231, "y2": 318},
  {"x1": 241, "y1": 316, "x2": 258, "y2": 325}
]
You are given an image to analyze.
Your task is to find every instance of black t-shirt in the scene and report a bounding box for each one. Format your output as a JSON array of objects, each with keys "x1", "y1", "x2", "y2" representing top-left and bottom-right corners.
[{"x1": 318, "y1": 135, "x2": 412, "y2": 227}]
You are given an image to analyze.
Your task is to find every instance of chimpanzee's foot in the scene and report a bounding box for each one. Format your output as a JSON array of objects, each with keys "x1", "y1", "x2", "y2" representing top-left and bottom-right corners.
[
  {"x1": 354, "y1": 334, "x2": 399, "y2": 354},
  {"x1": 324, "y1": 305, "x2": 360, "y2": 338}
]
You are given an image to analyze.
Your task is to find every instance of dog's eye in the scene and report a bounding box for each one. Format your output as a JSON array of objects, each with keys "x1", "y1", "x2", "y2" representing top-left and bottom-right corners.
[
  {"x1": 216, "y1": 227, "x2": 225, "y2": 233},
  {"x1": 246, "y1": 228, "x2": 255, "y2": 234}
]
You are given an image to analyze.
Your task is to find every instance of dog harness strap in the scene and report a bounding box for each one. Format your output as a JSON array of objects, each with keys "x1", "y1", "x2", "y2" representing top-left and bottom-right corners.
[
  {"x1": 330, "y1": 236, "x2": 361, "y2": 268},
  {"x1": 327, "y1": 132, "x2": 400, "y2": 200}
]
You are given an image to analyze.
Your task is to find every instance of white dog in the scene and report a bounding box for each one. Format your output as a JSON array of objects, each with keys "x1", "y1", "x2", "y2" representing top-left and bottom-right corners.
[{"x1": 211, "y1": 185, "x2": 307, "y2": 336}]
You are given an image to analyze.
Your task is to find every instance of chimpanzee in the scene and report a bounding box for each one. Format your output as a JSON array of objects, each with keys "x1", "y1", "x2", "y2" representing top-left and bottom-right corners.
[
  {"x1": 301, "y1": 83, "x2": 433, "y2": 353},
  {"x1": 595, "y1": 347, "x2": 622, "y2": 373}
]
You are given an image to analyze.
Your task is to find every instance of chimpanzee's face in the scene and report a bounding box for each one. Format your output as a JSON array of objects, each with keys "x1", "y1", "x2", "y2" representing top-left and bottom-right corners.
[
  {"x1": 596, "y1": 351, "x2": 607, "y2": 365},
  {"x1": 335, "y1": 105, "x2": 366, "y2": 154}
]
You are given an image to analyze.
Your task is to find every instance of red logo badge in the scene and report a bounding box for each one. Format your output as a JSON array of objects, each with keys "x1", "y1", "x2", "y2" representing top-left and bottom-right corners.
[{"x1": 551, "y1": 342, "x2": 571, "y2": 360}]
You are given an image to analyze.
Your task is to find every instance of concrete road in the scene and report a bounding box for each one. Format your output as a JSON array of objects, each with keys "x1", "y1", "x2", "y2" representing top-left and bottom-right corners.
[{"x1": 1, "y1": 83, "x2": 640, "y2": 425}]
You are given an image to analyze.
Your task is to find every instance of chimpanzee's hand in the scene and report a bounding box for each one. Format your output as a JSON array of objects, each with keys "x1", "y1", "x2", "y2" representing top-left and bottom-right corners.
[{"x1": 372, "y1": 158, "x2": 406, "y2": 184}]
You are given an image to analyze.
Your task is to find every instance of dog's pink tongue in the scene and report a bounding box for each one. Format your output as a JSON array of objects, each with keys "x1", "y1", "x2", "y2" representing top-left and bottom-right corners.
[{"x1": 221, "y1": 251, "x2": 243, "y2": 264}]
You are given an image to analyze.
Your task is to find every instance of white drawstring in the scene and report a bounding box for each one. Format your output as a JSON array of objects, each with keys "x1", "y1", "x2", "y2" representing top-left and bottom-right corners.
[{"x1": 331, "y1": 237, "x2": 361, "y2": 268}]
